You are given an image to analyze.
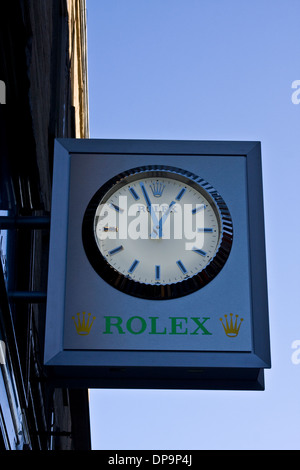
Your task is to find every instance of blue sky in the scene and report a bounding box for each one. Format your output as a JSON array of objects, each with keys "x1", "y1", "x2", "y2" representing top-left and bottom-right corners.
[{"x1": 86, "y1": 0, "x2": 300, "y2": 450}]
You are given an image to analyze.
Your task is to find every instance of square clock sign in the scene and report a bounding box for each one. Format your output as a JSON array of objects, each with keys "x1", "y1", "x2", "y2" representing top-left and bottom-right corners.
[{"x1": 44, "y1": 139, "x2": 271, "y2": 390}]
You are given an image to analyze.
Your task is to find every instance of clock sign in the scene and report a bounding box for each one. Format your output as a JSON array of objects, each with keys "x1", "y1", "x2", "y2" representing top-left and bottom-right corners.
[
  {"x1": 82, "y1": 165, "x2": 233, "y2": 300},
  {"x1": 44, "y1": 139, "x2": 271, "y2": 390}
]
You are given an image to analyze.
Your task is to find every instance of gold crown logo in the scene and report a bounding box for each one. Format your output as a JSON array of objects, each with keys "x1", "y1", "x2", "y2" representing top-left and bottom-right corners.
[
  {"x1": 72, "y1": 312, "x2": 96, "y2": 336},
  {"x1": 220, "y1": 313, "x2": 243, "y2": 338}
]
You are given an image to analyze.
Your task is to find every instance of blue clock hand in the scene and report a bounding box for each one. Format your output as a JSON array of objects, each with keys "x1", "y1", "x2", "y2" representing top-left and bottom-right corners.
[
  {"x1": 150, "y1": 200, "x2": 176, "y2": 238},
  {"x1": 140, "y1": 182, "x2": 160, "y2": 238}
]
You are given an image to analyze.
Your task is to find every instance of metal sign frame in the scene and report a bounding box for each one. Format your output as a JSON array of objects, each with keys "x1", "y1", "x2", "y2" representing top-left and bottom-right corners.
[{"x1": 44, "y1": 139, "x2": 271, "y2": 390}]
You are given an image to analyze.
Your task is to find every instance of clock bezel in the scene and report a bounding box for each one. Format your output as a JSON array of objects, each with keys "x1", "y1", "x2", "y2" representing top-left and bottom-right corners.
[{"x1": 82, "y1": 165, "x2": 233, "y2": 300}]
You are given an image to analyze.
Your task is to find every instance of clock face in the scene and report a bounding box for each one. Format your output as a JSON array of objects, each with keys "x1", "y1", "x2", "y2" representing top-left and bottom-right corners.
[{"x1": 82, "y1": 165, "x2": 233, "y2": 300}]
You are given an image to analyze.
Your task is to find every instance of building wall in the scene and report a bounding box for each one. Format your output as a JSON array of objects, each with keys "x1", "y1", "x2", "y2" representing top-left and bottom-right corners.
[
  {"x1": 67, "y1": 0, "x2": 89, "y2": 139},
  {"x1": 0, "y1": 0, "x2": 90, "y2": 450}
]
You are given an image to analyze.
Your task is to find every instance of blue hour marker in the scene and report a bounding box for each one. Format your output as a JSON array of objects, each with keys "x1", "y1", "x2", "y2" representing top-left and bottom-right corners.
[
  {"x1": 128, "y1": 259, "x2": 140, "y2": 273},
  {"x1": 108, "y1": 245, "x2": 123, "y2": 256},
  {"x1": 197, "y1": 228, "x2": 214, "y2": 233},
  {"x1": 155, "y1": 265, "x2": 161, "y2": 281},
  {"x1": 175, "y1": 187, "x2": 186, "y2": 201},
  {"x1": 193, "y1": 248, "x2": 207, "y2": 256},
  {"x1": 192, "y1": 204, "x2": 206, "y2": 214},
  {"x1": 176, "y1": 260, "x2": 187, "y2": 274},
  {"x1": 110, "y1": 203, "x2": 122, "y2": 213},
  {"x1": 140, "y1": 182, "x2": 152, "y2": 207},
  {"x1": 129, "y1": 187, "x2": 140, "y2": 201}
]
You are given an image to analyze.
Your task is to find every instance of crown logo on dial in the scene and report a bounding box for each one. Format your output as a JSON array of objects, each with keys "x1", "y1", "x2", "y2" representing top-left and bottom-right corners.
[{"x1": 149, "y1": 182, "x2": 165, "y2": 198}]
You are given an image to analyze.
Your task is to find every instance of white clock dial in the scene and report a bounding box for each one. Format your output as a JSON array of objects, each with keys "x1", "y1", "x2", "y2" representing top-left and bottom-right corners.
[
  {"x1": 82, "y1": 166, "x2": 233, "y2": 300},
  {"x1": 94, "y1": 176, "x2": 220, "y2": 286}
]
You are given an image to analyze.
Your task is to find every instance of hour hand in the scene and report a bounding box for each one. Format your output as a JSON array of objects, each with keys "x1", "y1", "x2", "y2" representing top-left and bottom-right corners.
[{"x1": 150, "y1": 200, "x2": 176, "y2": 238}]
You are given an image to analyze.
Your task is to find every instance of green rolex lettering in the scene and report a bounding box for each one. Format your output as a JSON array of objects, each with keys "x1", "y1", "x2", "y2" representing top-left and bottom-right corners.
[
  {"x1": 102, "y1": 315, "x2": 212, "y2": 336},
  {"x1": 126, "y1": 316, "x2": 147, "y2": 335},
  {"x1": 149, "y1": 317, "x2": 167, "y2": 335},
  {"x1": 169, "y1": 317, "x2": 188, "y2": 335},
  {"x1": 103, "y1": 316, "x2": 125, "y2": 334},
  {"x1": 190, "y1": 317, "x2": 212, "y2": 335}
]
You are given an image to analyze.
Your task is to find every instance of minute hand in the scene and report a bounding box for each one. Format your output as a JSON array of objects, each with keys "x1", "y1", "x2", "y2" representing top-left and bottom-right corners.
[
  {"x1": 140, "y1": 183, "x2": 160, "y2": 238},
  {"x1": 151, "y1": 200, "x2": 176, "y2": 239}
]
